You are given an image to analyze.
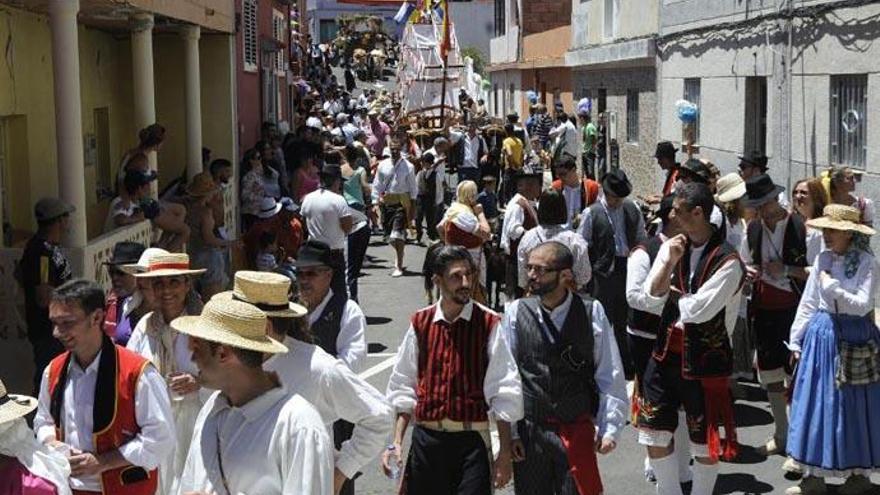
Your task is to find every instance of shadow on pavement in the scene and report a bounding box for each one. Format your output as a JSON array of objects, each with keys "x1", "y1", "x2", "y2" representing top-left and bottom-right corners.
[
  {"x1": 367, "y1": 342, "x2": 388, "y2": 353},
  {"x1": 725, "y1": 444, "x2": 770, "y2": 465},
  {"x1": 366, "y1": 316, "x2": 392, "y2": 326},
  {"x1": 714, "y1": 473, "x2": 774, "y2": 494},
  {"x1": 733, "y1": 402, "x2": 774, "y2": 427}
]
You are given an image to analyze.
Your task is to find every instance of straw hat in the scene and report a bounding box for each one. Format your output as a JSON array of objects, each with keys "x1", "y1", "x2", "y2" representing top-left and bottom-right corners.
[
  {"x1": 213, "y1": 271, "x2": 307, "y2": 318},
  {"x1": 171, "y1": 299, "x2": 287, "y2": 354},
  {"x1": 806, "y1": 204, "x2": 876, "y2": 236},
  {"x1": 134, "y1": 252, "x2": 206, "y2": 278},
  {"x1": 121, "y1": 247, "x2": 170, "y2": 275},
  {"x1": 714, "y1": 173, "x2": 747, "y2": 204},
  {"x1": 0, "y1": 379, "x2": 37, "y2": 425}
]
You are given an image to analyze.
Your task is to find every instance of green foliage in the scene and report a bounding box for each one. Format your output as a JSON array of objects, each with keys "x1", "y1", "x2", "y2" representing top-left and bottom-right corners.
[{"x1": 460, "y1": 47, "x2": 486, "y2": 76}]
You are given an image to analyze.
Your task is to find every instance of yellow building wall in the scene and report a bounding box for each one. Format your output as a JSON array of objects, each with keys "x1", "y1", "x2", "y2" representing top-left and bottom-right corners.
[
  {"x1": 201, "y1": 33, "x2": 236, "y2": 166},
  {"x1": 154, "y1": 34, "x2": 188, "y2": 191}
]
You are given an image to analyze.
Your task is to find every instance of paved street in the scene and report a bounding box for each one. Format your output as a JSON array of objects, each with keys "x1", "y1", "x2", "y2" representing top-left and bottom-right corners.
[{"x1": 352, "y1": 236, "x2": 878, "y2": 495}]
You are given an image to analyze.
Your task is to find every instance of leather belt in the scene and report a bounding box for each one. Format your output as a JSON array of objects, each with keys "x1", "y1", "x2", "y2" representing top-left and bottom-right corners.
[{"x1": 417, "y1": 419, "x2": 490, "y2": 432}]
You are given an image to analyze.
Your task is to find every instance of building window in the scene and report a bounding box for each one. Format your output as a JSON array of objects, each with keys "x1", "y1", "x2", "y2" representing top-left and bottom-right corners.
[
  {"x1": 493, "y1": 83, "x2": 499, "y2": 115},
  {"x1": 744, "y1": 76, "x2": 767, "y2": 155},
  {"x1": 597, "y1": 88, "x2": 607, "y2": 115},
  {"x1": 494, "y1": 0, "x2": 506, "y2": 37},
  {"x1": 830, "y1": 75, "x2": 867, "y2": 169},
  {"x1": 272, "y1": 9, "x2": 287, "y2": 76},
  {"x1": 242, "y1": 0, "x2": 258, "y2": 72},
  {"x1": 603, "y1": 0, "x2": 618, "y2": 40},
  {"x1": 626, "y1": 89, "x2": 639, "y2": 143},
  {"x1": 508, "y1": 83, "x2": 515, "y2": 113},
  {"x1": 683, "y1": 78, "x2": 701, "y2": 144}
]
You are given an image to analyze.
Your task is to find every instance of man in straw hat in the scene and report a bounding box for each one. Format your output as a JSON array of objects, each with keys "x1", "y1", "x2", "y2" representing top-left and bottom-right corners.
[
  {"x1": 372, "y1": 138, "x2": 418, "y2": 278},
  {"x1": 0, "y1": 377, "x2": 72, "y2": 495},
  {"x1": 384, "y1": 245, "x2": 522, "y2": 493},
  {"x1": 174, "y1": 299, "x2": 334, "y2": 494},
  {"x1": 34, "y1": 279, "x2": 175, "y2": 495},
  {"x1": 636, "y1": 183, "x2": 744, "y2": 495},
  {"x1": 741, "y1": 173, "x2": 809, "y2": 457},
  {"x1": 215, "y1": 271, "x2": 392, "y2": 495},
  {"x1": 579, "y1": 168, "x2": 647, "y2": 380}
]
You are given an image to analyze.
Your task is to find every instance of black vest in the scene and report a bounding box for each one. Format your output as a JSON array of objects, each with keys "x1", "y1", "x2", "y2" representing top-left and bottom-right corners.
[
  {"x1": 626, "y1": 235, "x2": 663, "y2": 336},
  {"x1": 653, "y1": 237, "x2": 743, "y2": 379},
  {"x1": 588, "y1": 199, "x2": 641, "y2": 277},
  {"x1": 311, "y1": 290, "x2": 349, "y2": 358},
  {"x1": 746, "y1": 214, "x2": 808, "y2": 296},
  {"x1": 514, "y1": 295, "x2": 599, "y2": 423}
]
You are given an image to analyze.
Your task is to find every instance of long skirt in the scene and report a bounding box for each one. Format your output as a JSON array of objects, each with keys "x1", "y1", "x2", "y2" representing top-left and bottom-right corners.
[{"x1": 787, "y1": 310, "x2": 880, "y2": 476}]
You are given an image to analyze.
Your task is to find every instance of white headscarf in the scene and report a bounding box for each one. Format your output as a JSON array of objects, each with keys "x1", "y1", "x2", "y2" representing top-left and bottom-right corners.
[{"x1": 0, "y1": 418, "x2": 72, "y2": 495}]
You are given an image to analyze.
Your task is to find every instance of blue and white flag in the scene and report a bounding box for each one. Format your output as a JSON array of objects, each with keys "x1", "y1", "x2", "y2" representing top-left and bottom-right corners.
[{"x1": 394, "y1": 2, "x2": 416, "y2": 24}]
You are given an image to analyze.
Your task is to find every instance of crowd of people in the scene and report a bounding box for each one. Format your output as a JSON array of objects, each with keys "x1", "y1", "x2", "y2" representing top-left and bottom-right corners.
[{"x1": 2, "y1": 59, "x2": 878, "y2": 495}]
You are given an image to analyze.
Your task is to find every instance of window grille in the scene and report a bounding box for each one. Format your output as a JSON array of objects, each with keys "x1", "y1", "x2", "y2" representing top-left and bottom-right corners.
[
  {"x1": 626, "y1": 89, "x2": 639, "y2": 143},
  {"x1": 830, "y1": 75, "x2": 867, "y2": 170},
  {"x1": 243, "y1": 0, "x2": 258, "y2": 72}
]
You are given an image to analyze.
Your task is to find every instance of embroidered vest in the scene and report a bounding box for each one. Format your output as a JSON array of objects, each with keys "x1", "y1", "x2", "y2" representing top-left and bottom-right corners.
[
  {"x1": 588, "y1": 199, "x2": 641, "y2": 277},
  {"x1": 652, "y1": 238, "x2": 743, "y2": 379},
  {"x1": 48, "y1": 337, "x2": 157, "y2": 495},
  {"x1": 626, "y1": 236, "x2": 664, "y2": 336},
  {"x1": 311, "y1": 290, "x2": 349, "y2": 358},
  {"x1": 514, "y1": 295, "x2": 599, "y2": 423},
  {"x1": 412, "y1": 303, "x2": 499, "y2": 422}
]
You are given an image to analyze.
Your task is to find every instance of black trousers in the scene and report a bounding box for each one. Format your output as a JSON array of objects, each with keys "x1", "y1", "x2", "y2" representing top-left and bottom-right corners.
[
  {"x1": 334, "y1": 420, "x2": 356, "y2": 495},
  {"x1": 346, "y1": 225, "x2": 370, "y2": 302},
  {"x1": 458, "y1": 167, "x2": 481, "y2": 184},
  {"x1": 329, "y1": 249, "x2": 348, "y2": 298},
  {"x1": 581, "y1": 151, "x2": 596, "y2": 180},
  {"x1": 513, "y1": 420, "x2": 579, "y2": 495},
  {"x1": 415, "y1": 196, "x2": 439, "y2": 241},
  {"x1": 403, "y1": 426, "x2": 490, "y2": 495},
  {"x1": 628, "y1": 333, "x2": 656, "y2": 391},
  {"x1": 753, "y1": 305, "x2": 797, "y2": 375},
  {"x1": 592, "y1": 259, "x2": 634, "y2": 379},
  {"x1": 505, "y1": 255, "x2": 525, "y2": 301}
]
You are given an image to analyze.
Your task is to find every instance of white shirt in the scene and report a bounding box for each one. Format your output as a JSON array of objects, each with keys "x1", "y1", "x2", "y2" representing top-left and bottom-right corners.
[
  {"x1": 549, "y1": 120, "x2": 579, "y2": 159},
  {"x1": 789, "y1": 249, "x2": 878, "y2": 351},
  {"x1": 806, "y1": 226, "x2": 825, "y2": 266},
  {"x1": 103, "y1": 197, "x2": 138, "y2": 233},
  {"x1": 451, "y1": 131, "x2": 485, "y2": 169},
  {"x1": 372, "y1": 157, "x2": 418, "y2": 201},
  {"x1": 308, "y1": 289, "x2": 368, "y2": 372},
  {"x1": 578, "y1": 197, "x2": 648, "y2": 258},
  {"x1": 561, "y1": 184, "x2": 583, "y2": 229},
  {"x1": 386, "y1": 300, "x2": 524, "y2": 423},
  {"x1": 34, "y1": 351, "x2": 175, "y2": 493},
  {"x1": 306, "y1": 116, "x2": 324, "y2": 130},
  {"x1": 740, "y1": 216, "x2": 794, "y2": 292},
  {"x1": 626, "y1": 233, "x2": 667, "y2": 339},
  {"x1": 641, "y1": 239, "x2": 744, "y2": 339},
  {"x1": 500, "y1": 194, "x2": 537, "y2": 255},
  {"x1": 503, "y1": 294, "x2": 628, "y2": 443},
  {"x1": 177, "y1": 386, "x2": 334, "y2": 495},
  {"x1": 264, "y1": 337, "x2": 393, "y2": 478},
  {"x1": 517, "y1": 225, "x2": 591, "y2": 288},
  {"x1": 301, "y1": 188, "x2": 352, "y2": 250}
]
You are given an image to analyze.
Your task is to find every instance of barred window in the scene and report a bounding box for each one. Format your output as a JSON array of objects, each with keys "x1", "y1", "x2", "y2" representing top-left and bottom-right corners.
[
  {"x1": 494, "y1": 0, "x2": 506, "y2": 37},
  {"x1": 272, "y1": 9, "x2": 287, "y2": 75},
  {"x1": 683, "y1": 78, "x2": 701, "y2": 144},
  {"x1": 243, "y1": 0, "x2": 258, "y2": 72},
  {"x1": 830, "y1": 75, "x2": 867, "y2": 170},
  {"x1": 626, "y1": 89, "x2": 639, "y2": 143}
]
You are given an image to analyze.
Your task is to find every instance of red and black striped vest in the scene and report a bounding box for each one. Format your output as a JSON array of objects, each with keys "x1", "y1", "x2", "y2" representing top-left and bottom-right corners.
[{"x1": 412, "y1": 303, "x2": 500, "y2": 422}]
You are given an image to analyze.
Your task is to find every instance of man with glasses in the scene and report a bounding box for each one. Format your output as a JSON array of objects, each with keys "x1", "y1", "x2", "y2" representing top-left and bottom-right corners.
[
  {"x1": 34, "y1": 279, "x2": 175, "y2": 495},
  {"x1": 102, "y1": 242, "x2": 146, "y2": 345},
  {"x1": 505, "y1": 241, "x2": 627, "y2": 495},
  {"x1": 738, "y1": 150, "x2": 789, "y2": 209}
]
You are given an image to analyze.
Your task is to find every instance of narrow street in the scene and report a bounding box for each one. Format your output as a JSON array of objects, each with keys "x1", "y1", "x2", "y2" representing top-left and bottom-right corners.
[{"x1": 352, "y1": 236, "x2": 847, "y2": 495}]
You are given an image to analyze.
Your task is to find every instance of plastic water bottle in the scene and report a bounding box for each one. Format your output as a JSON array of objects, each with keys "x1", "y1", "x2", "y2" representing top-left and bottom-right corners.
[{"x1": 386, "y1": 445, "x2": 401, "y2": 480}]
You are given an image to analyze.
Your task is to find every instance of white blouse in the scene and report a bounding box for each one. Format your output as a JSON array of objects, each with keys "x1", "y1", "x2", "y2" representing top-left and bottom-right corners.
[{"x1": 789, "y1": 249, "x2": 878, "y2": 351}]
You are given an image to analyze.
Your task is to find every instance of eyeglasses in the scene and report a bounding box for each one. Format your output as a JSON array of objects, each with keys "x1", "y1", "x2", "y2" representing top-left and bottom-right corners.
[{"x1": 525, "y1": 264, "x2": 563, "y2": 277}]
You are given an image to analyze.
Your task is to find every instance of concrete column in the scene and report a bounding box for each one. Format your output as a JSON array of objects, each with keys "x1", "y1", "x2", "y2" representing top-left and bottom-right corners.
[
  {"x1": 49, "y1": 0, "x2": 87, "y2": 248},
  {"x1": 181, "y1": 24, "x2": 203, "y2": 180},
  {"x1": 130, "y1": 12, "x2": 157, "y2": 193}
]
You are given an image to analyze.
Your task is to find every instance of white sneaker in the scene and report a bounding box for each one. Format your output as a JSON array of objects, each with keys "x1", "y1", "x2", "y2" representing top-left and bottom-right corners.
[
  {"x1": 838, "y1": 475, "x2": 873, "y2": 495},
  {"x1": 391, "y1": 268, "x2": 404, "y2": 277}
]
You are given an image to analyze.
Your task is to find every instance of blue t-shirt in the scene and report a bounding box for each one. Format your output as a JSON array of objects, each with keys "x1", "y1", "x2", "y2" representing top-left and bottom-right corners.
[{"x1": 477, "y1": 191, "x2": 499, "y2": 220}]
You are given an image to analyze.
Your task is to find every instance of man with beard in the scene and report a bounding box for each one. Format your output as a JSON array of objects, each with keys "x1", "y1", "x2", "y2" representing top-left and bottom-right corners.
[
  {"x1": 384, "y1": 246, "x2": 522, "y2": 494},
  {"x1": 505, "y1": 241, "x2": 627, "y2": 495}
]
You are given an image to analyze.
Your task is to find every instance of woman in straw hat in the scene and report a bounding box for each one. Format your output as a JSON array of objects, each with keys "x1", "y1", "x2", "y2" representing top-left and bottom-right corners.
[
  {"x1": 184, "y1": 172, "x2": 236, "y2": 300},
  {"x1": 215, "y1": 271, "x2": 392, "y2": 495},
  {"x1": 126, "y1": 253, "x2": 205, "y2": 495},
  {"x1": 785, "y1": 205, "x2": 879, "y2": 495},
  {"x1": 173, "y1": 299, "x2": 334, "y2": 495},
  {"x1": 0, "y1": 379, "x2": 71, "y2": 495}
]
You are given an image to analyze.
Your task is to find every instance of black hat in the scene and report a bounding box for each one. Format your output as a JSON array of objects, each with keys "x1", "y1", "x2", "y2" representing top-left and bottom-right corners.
[
  {"x1": 680, "y1": 159, "x2": 711, "y2": 184},
  {"x1": 601, "y1": 169, "x2": 632, "y2": 198},
  {"x1": 104, "y1": 241, "x2": 146, "y2": 266},
  {"x1": 293, "y1": 240, "x2": 335, "y2": 269},
  {"x1": 743, "y1": 174, "x2": 785, "y2": 208},
  {"x1": 738, "y1": 151, "x2": 769, "y2": 171},
  {"x1": 655, "y1": 141, "x2": 678, "y2": 159},
  {"x1": 319, "y1": 163, "x2": 346, "y2": 182},
  {"x1": 513, "y1": 170, "x2": 543, "y2": 182}
]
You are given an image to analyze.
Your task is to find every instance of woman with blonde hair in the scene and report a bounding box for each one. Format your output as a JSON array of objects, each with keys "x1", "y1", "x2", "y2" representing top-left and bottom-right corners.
[{"x1": 437, "y1": 180, "x2": 492, "y2": 301}]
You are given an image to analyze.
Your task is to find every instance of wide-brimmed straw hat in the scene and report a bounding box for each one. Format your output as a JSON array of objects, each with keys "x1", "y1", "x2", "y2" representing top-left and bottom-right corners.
[
  {"x1": 807, "y1": 204, "x2": 876, "y2": 236},
  {"x1": 0, "y1": 379, "x2": 37, "y2": 425},
  {"x1": 714, "y1": 173, "x2": 747, "y2": 204},
  {"x1": 213, "y1": 271, "x2": 307, "y2": 318},
  {"x1": 133, "y1": 253, "x2": 206, "y2": 278},
  {"x1": 120, "y1": 247, "x2": 170, "y2": 275},
  {"x1": 171, "y1": 299, "x2": 288, "y2": 354}
]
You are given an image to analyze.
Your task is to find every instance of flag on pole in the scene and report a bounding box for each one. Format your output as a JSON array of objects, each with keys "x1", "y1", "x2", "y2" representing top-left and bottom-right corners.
[
  {"x1": 438, "y1": 0, "x2": 451, "y2": 59},
  {"x1": 394, "y1": 2, "x2": 416, "y2": 24}
]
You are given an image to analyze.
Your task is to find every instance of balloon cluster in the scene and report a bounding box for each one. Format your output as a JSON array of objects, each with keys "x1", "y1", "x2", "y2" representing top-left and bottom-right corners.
[{"x1": 676, "y1": 99, "x2": 699, "y2": 124}]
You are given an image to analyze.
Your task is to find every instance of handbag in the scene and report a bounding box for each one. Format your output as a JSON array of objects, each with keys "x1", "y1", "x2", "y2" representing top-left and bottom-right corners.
[{"x1": 834, "y1": 301, "x2": 880, "y2": 387}]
